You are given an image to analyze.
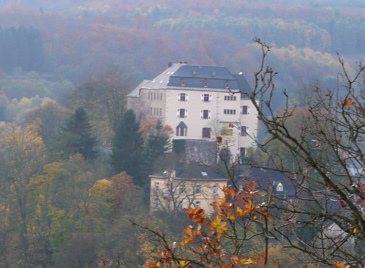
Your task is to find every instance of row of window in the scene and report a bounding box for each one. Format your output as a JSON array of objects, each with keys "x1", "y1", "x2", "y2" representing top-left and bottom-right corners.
[
  {"x1": 148, "y1": 92, "x2": 245, "y2": 107},
  {"x1": 178, "y1": 93, "x2": 238, "y2": 102},
  {"x1": 176, "y1": 106, "x2": 249, "y2": 118},
  {"x1": 154, "y1": 182, "x2": 218, "y2": 196},
  {"x1": 153, "y1": 199, "x2": 203, "y2": 209},
  {"x1": 149, "y1": 107, "x2": 162, "y2": 117},
  {"x1": 224, "y1": 95, "x2": 236, "y2": 101},
  {"x1": 148, "y1": 92, "x2": 163, "y2": 100},
  {"x1": 176, "y1": 126, "x2": 249, "y2": 138},
  {"x1": 224, "y1": 109, "x2": 236, "y2": 115},
  {"x1": 180, "y1": 80, "x2": 230, "y2": 88},
  {"x1": 178, "y1": 93, "x2": 212, "y2": 102}
]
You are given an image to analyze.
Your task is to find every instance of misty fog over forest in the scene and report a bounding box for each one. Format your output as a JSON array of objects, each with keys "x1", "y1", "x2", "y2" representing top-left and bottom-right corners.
[{"x1": 1, "y1": 0, "x2": 365, "y2": 267}]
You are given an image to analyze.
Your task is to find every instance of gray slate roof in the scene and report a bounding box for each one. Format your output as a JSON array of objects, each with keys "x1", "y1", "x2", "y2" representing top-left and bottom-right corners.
[
  {"x1": 151, "y1": 162, "x2": 228, "y2": 181},
  {"x1": 176, "y1": 162, "x2": 227, "y2": 181},
  {"x1": 134, "y1": 63, "x2": 252, "y2": 95},
  {"x1": 127, "y1": 79, "x2": 150, "y2": 97}
]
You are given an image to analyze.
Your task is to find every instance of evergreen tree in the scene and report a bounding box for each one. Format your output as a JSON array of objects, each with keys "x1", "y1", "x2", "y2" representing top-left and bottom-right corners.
[
  {"x1": 63, "y1": 107, "x2": 98, "y2": 160},
  {"x1": 141, "y1": 119, "x2": 170, "y2": 181},
  {"x1": 111, "y1": 109, "x2": 143, "y2": 185}
]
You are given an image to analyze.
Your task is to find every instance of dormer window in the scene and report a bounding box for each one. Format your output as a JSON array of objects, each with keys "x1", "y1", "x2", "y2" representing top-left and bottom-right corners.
[
  {"x1": 181, "y1": 80, "x2": 186, "y2": 86},
  {"x1": 225, "y1": 82, "x2": 230, "y2": 88},
  {"x1": 204, "y1": 80, "x2": 208, "y2": 87},
  {"x1": 276, "y1": 182, "x2": 284, "y2": 192},
  {"x1": 212, "y1": 71, "x2": 216, "y2": 76},
  {"x1": 193, "y1": 70, "x2": 197, "y2": 75}
]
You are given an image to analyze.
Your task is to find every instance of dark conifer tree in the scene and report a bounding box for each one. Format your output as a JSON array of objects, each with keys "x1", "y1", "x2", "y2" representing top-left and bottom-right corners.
[
  {"x1": 141, "y1": 119, "x2": 170, "y2": 181},
  {"x1": 111, "y1": 109, "x2": 143, "y2": 185},
  {"x1": 63, "y1": 107, "x2": 98, "y2": 160}
]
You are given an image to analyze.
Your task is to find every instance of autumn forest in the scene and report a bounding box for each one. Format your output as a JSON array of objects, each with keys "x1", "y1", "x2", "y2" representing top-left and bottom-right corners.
[{"x1": 1, "y1": 0, "x2": 365, "y2": 267}]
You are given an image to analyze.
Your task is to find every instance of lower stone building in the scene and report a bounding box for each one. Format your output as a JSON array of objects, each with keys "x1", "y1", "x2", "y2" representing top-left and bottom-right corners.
[{"x1": 150, "y1": 162, "x2": 228, "y2": 215}]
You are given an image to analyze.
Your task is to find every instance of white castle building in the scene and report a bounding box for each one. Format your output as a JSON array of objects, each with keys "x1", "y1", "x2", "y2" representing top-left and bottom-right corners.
[{"x1": 127, "y1": 62, "x2": 258, "y2": 160}]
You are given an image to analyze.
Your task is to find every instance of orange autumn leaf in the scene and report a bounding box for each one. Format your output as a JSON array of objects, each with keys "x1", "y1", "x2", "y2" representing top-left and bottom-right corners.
[
  {"x1": 332, "y1": 262, "x2": 346, "y2": 268},
  {"x1": 184, "y1": 207, "x2": 207, "y2": 223},
  {"x1": 217, "y1": 136, "x2": 223, "y2": 143},
  {"x1": 184, "y1": 227, "x2": 193, "y2": 237},
  {"x1": 224, "y1": 186, "x2": 238, "y2": 199},
  {"x1": 344, "y1": 98, "x2": 355, "y2": 107}
]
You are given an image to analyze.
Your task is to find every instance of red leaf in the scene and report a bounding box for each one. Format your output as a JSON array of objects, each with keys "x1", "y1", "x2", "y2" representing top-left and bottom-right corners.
[
  {"x1": 249, "y1": 181, "x2": 256, "y2": 192},
  {"x1": 217, "y1": 136, "x2": 222, "y2": 144}
]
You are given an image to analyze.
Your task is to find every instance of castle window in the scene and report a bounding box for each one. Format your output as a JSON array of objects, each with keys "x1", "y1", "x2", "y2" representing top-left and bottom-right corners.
[
  {"x1": 177, "y1": 109, "x2": 187, "y2": 118},
  {"x1": 213, "y1": 185, "x2": 218, "y2": 196},
  {"x1": 179, "y1": 184, "x2": 185, "y2": 194},
  {"x1": 241, "y1": 105, "x2": 250, "y2": 114},
  {"x1": 202, "y1": 128, "x2": 211, "y2": 138},
  {"x1": 224, "y1": 95, "x2": 236, "y2": 101},
  {"x1": 224, "y1": 109, "x2": 236, "y2": 114},
  {"x1": 201, "y1": 110, "x2": 211, "y2": 119},
  {"x1": 202, "y1": 94, "x2": 211, "y2": 102},
  {"x1": 178, "y1": 93, "x2": 188, "y2": 102},
  {"x1": 176, "y1": 121, "x2": 187, "y2": 136},
  {"x1": 154, "y1": 197, "x2": 158, "y2": 208},
  {"x1": 240, "y1": 126, "x2": 249, "y2": 136}
]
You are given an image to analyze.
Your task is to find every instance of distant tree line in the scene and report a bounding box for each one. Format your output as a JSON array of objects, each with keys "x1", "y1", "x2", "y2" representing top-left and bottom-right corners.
[{"x1": 0, "y1": 26, "x2": 45, "y2": 73}]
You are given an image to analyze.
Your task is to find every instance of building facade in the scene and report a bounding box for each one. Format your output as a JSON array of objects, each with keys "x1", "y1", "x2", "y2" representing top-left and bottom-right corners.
[
  {"x1": 127, "y1": 62, "x2": 258, "y2": 160},
  {"x1": 149, "y1": 163, "x2": 228, "y2": 215}
]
